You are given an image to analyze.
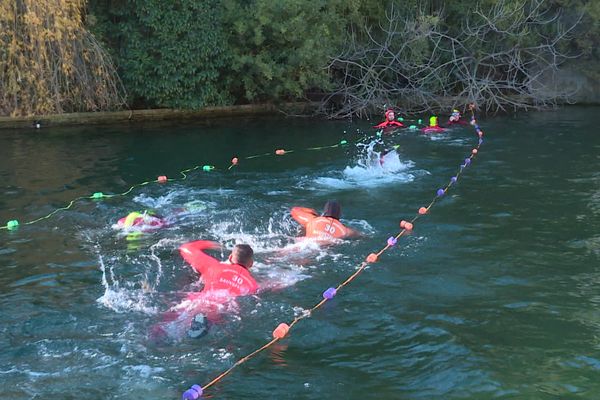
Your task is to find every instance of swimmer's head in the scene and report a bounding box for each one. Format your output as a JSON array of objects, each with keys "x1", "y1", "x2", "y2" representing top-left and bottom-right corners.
[
  {"x1": 385, "y1": 109, "x2": 395, "y2": 121},
  {"x1": 230, "y1": 244, "x2": 254, "y2": 269},
  {"x1": 123, "y1": 211, "x2": 143, "y2": 227},
  {"x1": 322, "y1": 200, "x2": 342, "y2": 220}
]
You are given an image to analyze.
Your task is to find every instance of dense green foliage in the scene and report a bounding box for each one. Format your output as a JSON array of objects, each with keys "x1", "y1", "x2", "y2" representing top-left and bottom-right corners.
[
  {"x1": 89, "y1": 0, "x2": 230, "y2": 108},
  {"x1": 88, "y1": 0, "x2": 390, "y2": 107}
]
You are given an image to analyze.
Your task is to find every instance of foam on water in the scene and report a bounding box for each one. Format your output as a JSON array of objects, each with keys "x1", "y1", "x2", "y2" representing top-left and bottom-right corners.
[{"x1": 312, "y1": 139, "x2": 416, "y2": 189}]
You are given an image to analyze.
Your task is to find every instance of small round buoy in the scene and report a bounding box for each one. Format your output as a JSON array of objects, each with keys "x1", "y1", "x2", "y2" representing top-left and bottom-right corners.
[
  {"x1": 6, "y1": 220, "x2": 19, "y2": 230},
  {"x1": 366, "y1": 253, "x2": 378, "y2": 263},
  {"x1": 273, "y1": 323, "x2": 290, "y2": 339},
  {"x1": 323, "y1": 287, "x2": 337, "y2": 299},
  {"x1": 182, "y1": 389, "x2": 200, "y2": 400}
]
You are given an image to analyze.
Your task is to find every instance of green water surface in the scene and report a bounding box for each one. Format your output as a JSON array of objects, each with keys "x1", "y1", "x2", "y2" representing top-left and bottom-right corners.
[{"x1": 1, "y1": 108, "x2": 599, "y2": 399}]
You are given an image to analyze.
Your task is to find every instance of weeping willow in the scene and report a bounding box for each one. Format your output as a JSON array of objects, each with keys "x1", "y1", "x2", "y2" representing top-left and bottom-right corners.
[{"x1": 0, "y1": 0, "x2": 125, "y2": 116}]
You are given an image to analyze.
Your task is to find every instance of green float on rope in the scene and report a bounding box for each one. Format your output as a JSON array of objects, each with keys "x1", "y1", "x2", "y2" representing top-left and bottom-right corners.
[
  {"x1": 202, "y1": 165, "x2": 215, "y2": 172},
  {"x1": 6, "y1": 220, "x2": 19, "y2": 230},
  {"x1": 340, "y1": 140, "x2": 348, "y2": 145},
  {"x1": 91, "y1": 192, "x2": 104, "y2": 199}
]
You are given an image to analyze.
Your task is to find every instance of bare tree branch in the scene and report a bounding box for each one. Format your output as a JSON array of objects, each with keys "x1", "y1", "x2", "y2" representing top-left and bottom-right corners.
[{"x1": 318, "y1": 0, "x2": 580, "y2": 118}]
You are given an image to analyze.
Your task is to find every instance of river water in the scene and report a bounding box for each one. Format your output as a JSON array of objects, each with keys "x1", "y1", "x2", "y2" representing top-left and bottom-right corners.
[{"x1": 1, "y1": 107, "x2": 599, "y2": 399}]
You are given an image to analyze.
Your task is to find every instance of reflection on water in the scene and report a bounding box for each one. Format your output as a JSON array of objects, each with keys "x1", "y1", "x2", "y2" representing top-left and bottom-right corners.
[{"x1": 1, "y1": 109, "x2": 600, "y2": 398}]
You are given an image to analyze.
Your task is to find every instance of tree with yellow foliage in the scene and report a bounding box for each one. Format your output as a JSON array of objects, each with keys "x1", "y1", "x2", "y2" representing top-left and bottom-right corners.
[{"x1": 0, "y1": 0, "x2": 125, "y2": 116}]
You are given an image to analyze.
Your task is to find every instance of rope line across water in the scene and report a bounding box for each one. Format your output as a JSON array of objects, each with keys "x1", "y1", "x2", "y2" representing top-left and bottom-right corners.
[
  {"x1": 182, "y1": 105, "x2": 486, "y2": 399},
  {"x1": 1, "y1": 140, "x2": 351, "y2": 231}
]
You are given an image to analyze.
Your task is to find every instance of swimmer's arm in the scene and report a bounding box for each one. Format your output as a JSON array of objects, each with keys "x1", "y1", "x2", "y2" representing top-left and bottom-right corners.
[
  {"x1": 179, "y1": 240, "x2": 221, "y2": 276},
  {"x1": 343, "y1": 226, "x2": 364, "y2": 239},
  {"x1": 290, "y1": 207, "x2": 318, "y2": 227}
]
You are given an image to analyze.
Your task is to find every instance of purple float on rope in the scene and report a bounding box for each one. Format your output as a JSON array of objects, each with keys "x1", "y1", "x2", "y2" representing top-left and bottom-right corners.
[
  {"x1": 387, "y1": 236, "x2": 397, "y2": 246},
  {"x1": 465, "y1": 158, "x2": 471, "y2": 165},
  {"x1": 323, "y1": 288, "x2": 337, "y2": 299},
  {"x1": 451, "y1": 176, "x2": 457, "y2": 183},
  {"x1": 191, "y1": 385, "x2": 203, "y2": 397},
  {"x1": 182, "y1": 389, "x2": 200, "y2": 400},
  {"x1": 436, "y1": 189, "x2": 445, "y2": 197}
]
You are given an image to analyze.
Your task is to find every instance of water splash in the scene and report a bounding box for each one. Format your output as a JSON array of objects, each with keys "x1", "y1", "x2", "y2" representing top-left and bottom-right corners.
[
  {"x1": 96, "y1": 251, "x2": 158, "y2": 315},
  {"x1": 312, "y1": 139, "x2": 416, "y2": 189}
]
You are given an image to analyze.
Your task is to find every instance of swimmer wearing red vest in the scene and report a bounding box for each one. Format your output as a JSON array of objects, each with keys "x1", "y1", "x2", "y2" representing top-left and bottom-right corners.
[
  {"x1": 374, "y1": 109, "x2": 404, "y2": 129},
  {"x1": 149, "y1": 242, "x2": 258, "y2": 341},
  {"x1": 179, "y1": 240, "x2": 258, "y2": 297},
  {"x1": 291, "y1": 200, "x2": 361, "y2": 240}
]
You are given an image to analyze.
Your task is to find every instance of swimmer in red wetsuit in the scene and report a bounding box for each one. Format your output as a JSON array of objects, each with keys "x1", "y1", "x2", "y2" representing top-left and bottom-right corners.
[
  {"x1": 179, "y1": 241, "x2": 258, "y2": 297},
  {"x1": 150, "y1": 242, "x2": 257, "y2": 341},
  {"x1": 291, "y1": 200, "x2": 361, "y2": 241},
  {"x1": 374, "y1": 109, "x2": 404, "y2": 129}
]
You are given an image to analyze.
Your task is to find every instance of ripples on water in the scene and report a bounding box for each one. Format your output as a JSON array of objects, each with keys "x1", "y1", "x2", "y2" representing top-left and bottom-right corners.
[{"x1": 1, "y1": 110, "x2": 600, "y2": 398}]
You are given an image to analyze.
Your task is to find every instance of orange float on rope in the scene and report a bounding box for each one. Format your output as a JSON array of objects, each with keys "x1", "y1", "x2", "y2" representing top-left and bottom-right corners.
[
  {"x1": 418, "y1": 207, "x2": 428, "y2": 215},
  {"x1": 157, "y1": 175, "x2": 168, "y2": 183},
  {"x1": 273, "y1": 323, "x2": 290, "y2": 339},
  {"x1": 404, "y1": 222, "x2": 413, "y2": 231},
  {"x1": 231, "y1": 157, "x2": 239, "y2": 165},
  {"x1": 400, "y1": 220, "x2": 407, "y2": 228},
  {"x1": 366, "y1": 253, "x2": 378, "y2": 263},
  {"x1": 472, "y1": 149, "x2": 478, "y2": 155},
  {"x1": 275, "y1": 149, "x2": 286, "y2": 155}
]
